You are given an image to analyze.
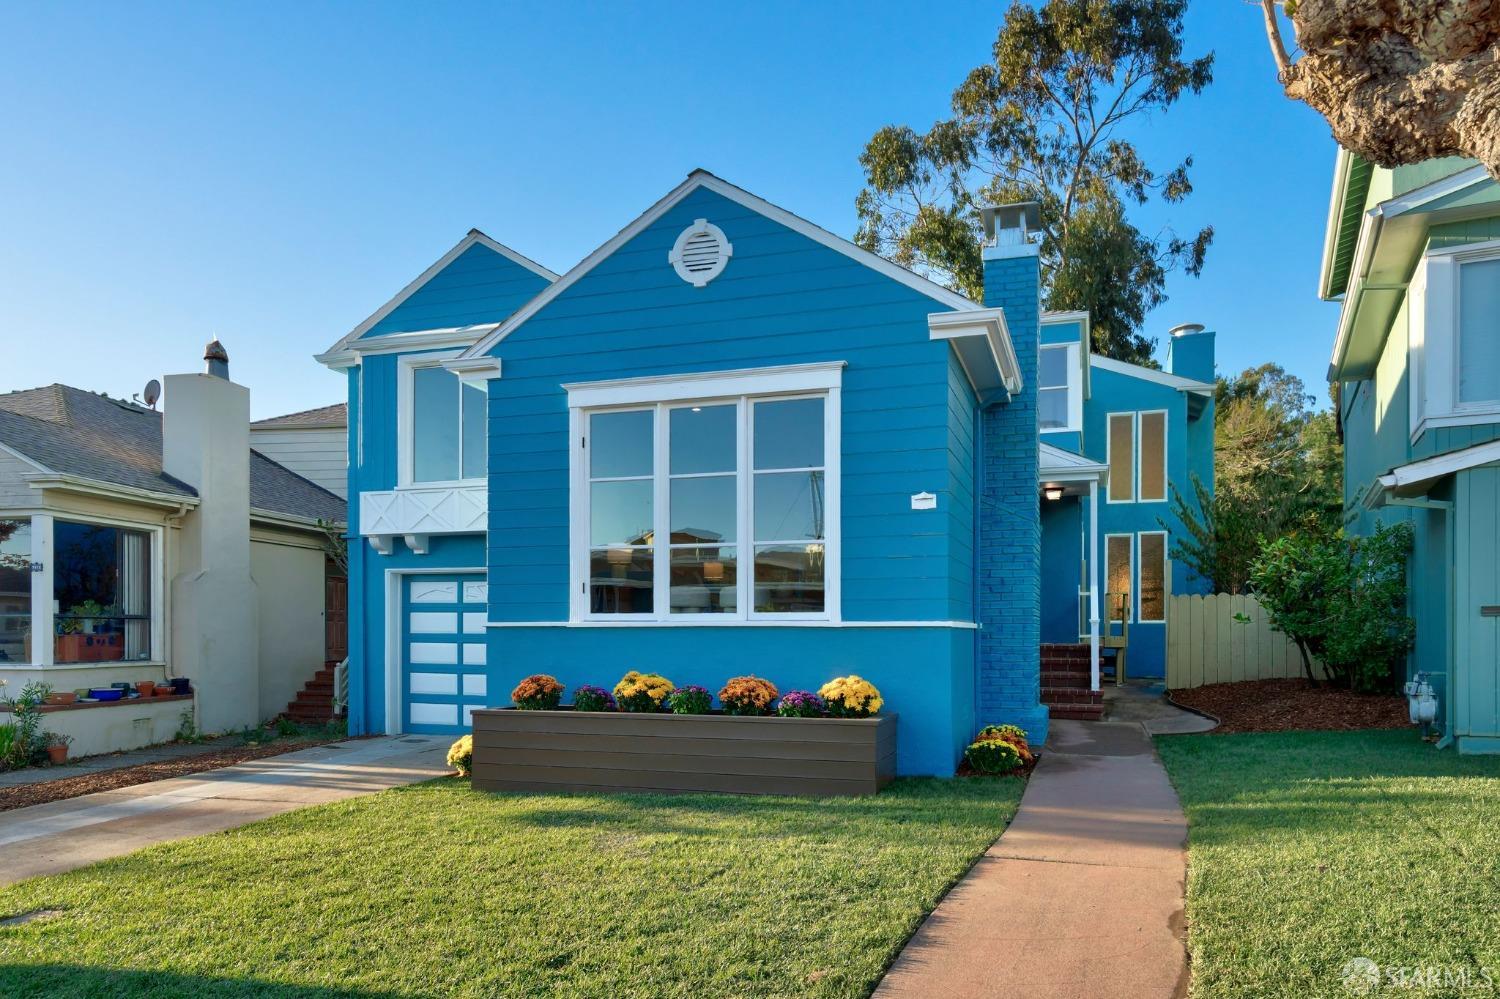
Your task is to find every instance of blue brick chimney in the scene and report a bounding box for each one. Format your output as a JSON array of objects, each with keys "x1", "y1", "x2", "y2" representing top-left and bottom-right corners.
[{"x1": 975, "y1": 203, "x2": 1049, "y2": 745}]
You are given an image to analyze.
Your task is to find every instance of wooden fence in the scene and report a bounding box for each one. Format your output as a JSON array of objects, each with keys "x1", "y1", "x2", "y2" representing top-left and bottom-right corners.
[{"x1": 1166, "y1": 593, "x2": 1327, "y2": 689}]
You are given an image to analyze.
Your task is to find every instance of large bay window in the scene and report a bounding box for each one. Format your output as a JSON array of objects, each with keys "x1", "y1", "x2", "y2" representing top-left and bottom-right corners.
[
  {"x1": 0, "y1": 520, "x2": 30, "y2": 664},
  {"x1": 570, "y1": 363, "x2": 841, "y2": 623},
  {"x1": 402, "y1": 356, "x2": 486, "y2": 485}
]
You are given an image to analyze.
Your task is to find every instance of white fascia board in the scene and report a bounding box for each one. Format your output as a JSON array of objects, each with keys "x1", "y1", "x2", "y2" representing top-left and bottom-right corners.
[
  {"x1": 315, "y1": 324, "x2": 502, "y2": 369},
  {"x1": 1318, "y1": 148, "x2": 1354, "y2": 302},
  {"x1": 443, "y1": 357, "x2": 503, "y2": 387},
  {"x1": 318, "y1": 230, "x2": 556, "y2": 362},
  {"x1": 250, "y1": 507, "x2": 341, "y2": 532},
  {"x1": 1384, "y1": 439, "x2": 1500, "y2": 496},
  {"x1": 1088, "y1": 354, "x2": 1213, "y2": 395},
  {"x1": 928, "y1": 308, "x2": 1022, "y2": 397},
  {"x1": 22, "y1": 473, "x2": 200, "y2": 510},
  {"x1": 460, "y1": 170, "x2": 981, "y2": 361},
  {"x1": 563, "y1": 360, "x2": 845, "y2": 409},
  {"x1": 1039, "y1": 443, "x2": 1108, "y2": 480}
]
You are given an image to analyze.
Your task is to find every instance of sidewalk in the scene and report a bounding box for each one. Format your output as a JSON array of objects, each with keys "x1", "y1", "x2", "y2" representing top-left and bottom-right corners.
[
  {"x1": 0, "y1": 735, "x2": 249, "y2": 790},
  {"x1": 875, "y1": 690, "x2": 1212, "y2": 999},
  {"x1": 0, "y1": 735, "x2": 449, "y2": 886}
]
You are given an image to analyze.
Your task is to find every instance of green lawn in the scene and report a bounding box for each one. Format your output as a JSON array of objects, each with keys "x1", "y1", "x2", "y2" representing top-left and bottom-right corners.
[
  {"x1": 1157, "y1": 730, "x2": 1500, "y2": 998},
  {"x1": 0, "y1": 777, "x2": 1022, "y2": 998}
]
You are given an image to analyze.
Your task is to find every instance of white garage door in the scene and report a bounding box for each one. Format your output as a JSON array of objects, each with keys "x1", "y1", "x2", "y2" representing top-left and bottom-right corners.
[{"x1": 401, "y1": 573, "x2": 487, "y2": 734}]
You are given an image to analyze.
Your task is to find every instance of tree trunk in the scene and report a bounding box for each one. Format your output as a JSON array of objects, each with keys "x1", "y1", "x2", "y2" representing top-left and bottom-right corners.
[
  {"x1": 1296, "y1": 638, "x2": 1320, "y2": 687},
  {"x1": 1261, "y1": 0, "x2": 1500, "y2": 181}
]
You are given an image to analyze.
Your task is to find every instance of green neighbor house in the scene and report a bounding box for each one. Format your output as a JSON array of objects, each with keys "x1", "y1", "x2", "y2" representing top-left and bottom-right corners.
[{"x1": 1323, "y1": 152, "x2": 1500, "y2": 753}]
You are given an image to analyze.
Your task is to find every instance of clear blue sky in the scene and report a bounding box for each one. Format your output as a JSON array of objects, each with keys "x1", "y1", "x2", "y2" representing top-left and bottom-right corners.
[{"x1": 0, "y1": 0, "x2": 1340, "y2": 419}]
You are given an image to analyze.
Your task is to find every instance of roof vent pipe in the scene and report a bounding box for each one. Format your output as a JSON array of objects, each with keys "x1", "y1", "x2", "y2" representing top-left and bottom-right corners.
[
  {"x1": 204, "y1": 340, "x2": 229, "y2": 379},
  {"x1": 1169, "y1": 323, "x2": 1206, "y2": 338}
]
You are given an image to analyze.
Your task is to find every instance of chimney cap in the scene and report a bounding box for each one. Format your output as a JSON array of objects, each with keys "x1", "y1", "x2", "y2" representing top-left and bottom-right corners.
[
  {"x1": 204, "y1": 339, "x2": 230, "y2": 379},
  {"x1": 981, "y1": 202, "x2": 1042, "y2": 244},
  {"x1": 1169, "y1": 323, "x2": 1206, "y2": 338}
]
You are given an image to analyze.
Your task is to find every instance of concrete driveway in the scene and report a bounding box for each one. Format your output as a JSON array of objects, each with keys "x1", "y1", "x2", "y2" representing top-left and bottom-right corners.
[{"x1": 0, "y1": 735, "x2": 449, "y2": 886}]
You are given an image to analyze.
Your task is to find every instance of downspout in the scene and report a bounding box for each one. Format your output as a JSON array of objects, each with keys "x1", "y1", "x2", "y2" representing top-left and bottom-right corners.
[
  {"x1": 972, "y1": 399, "x2": 984, "y2": 737},
  {"x1": 1385, "y1": 495, "x2": 1455, "y2": 748},
  {"x1": 162, "y1": 500, "x2": 192, "y2": 681},
  {"x1": 1089, "y1": 478, "x2": 1100, "y2": 691}
]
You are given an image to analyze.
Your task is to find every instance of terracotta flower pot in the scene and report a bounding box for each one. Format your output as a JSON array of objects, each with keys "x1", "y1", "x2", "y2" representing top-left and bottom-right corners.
[
  {"x1": 45, "y1": 692, "x2": 78, "y2": 706},
  {"x1": 136, "y1": 681, "x2": 156, "y2": 698},
  {"x1": 47, "y1": 744, "x2": 69, "y2": 765}
]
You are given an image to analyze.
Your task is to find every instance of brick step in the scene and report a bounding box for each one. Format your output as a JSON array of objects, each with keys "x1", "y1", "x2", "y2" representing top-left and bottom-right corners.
[
  {"x1": 1041, "y1": 658, "x2": 1094, "y2": 673},
  {"x1": 1039, "y1": 645, "x2": 1091, "y2": 660},
  {"x1": 1041, "y1": 671, "x2": 1096, "y2": 689},
  {"x1": 292, "y1": 691, "x2": 332, "y2": 707},
  {"x1": 1049, "y1": 704, "x2": 1106, "y2": 721},
  {"x1": 302, "y1": 680, "x2": 334, "y2": 695},
  {"x1": 1040, "y1": 687, "x2": 1104, "y2": 705}
]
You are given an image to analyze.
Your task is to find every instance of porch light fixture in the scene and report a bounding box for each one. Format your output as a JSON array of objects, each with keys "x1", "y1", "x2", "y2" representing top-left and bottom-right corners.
[{"x1": 1044, "y1": 486, "x2": 1064, "y2": 501}]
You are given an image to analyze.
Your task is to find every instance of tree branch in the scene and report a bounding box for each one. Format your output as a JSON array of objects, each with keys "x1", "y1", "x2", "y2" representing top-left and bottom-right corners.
[{"x1": 1260, "y1": 0, "x2": 1294, "y2": 81}]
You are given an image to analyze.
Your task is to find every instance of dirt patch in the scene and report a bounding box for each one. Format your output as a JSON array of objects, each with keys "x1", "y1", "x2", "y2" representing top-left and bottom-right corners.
[
  {"x1": 1167, "y1": 679, "x2": 1409, "y2": 734},
  {"x1": 0, "y1": 737, "x2": 351, "y2": 812}
]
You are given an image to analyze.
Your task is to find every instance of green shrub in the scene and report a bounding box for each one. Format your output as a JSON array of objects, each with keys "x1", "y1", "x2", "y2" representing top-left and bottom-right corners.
[{"x1": 964, "y1": 738, "x2": 1023, "y2": 775}]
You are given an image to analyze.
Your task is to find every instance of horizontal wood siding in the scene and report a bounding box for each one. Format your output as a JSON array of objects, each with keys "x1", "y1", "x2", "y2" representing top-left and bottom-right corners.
[
  {"x1": 363, "y1": 243, "x2": 552, "y2": 337},
  {"x1": 1166, "y1": 593, "x2": 1328, "y2": 689},
  {"x1": 485, "y1": 186, "x2": 957, "y2": 623},
  {"x1": 0, "y1": 450, "x2": 43, "y2": 506},
  {"x1": 471, "y1": 709, "x2": 896, "y2": 796},
  {"x1": 250, "y1": 428, "x2": 348, "y2": 498},
  {"x1": 946, "y1": 348, "x2": 977, "y2": 620}
]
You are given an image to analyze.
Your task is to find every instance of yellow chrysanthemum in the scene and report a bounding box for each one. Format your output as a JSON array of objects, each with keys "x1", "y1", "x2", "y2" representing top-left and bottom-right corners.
[
  {"x1": 447, "y1": 734, "x2": 473, "y2": 777},
  {"x1": 818, "y1": 675, "x2": 883, "y2": 718}
]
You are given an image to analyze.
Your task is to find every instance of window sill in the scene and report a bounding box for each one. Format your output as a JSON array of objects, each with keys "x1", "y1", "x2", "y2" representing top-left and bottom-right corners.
[
  {"x1": 1412, "y1": 409, "x2": 1500, "y2": 443},
  {"x1": 0, "y1": 692, "x2": 191, "y2": 714},
  {"x1": 0, "y1": 661, "x2": 167, "y2": 671},
  {"x1": 489, "y1": 619, "x2": 978, "y2": 629}
]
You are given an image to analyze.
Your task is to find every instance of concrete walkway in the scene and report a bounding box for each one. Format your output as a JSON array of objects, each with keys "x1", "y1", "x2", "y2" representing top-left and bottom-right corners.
[
  {"x1": 876, "y1": 689, "x2": 1213, "y2": 999},
  {"x1": 0, "y1": 735, "x2": 449, "y2": 886},
  {"x1": 0, "y1": 735, "x2": 251, "y2": 789}
]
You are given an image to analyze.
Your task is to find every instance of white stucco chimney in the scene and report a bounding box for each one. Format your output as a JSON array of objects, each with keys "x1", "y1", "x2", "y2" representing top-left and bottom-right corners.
[{"x1": 163, "y1": 341, "x2": 259, "y2": 734}]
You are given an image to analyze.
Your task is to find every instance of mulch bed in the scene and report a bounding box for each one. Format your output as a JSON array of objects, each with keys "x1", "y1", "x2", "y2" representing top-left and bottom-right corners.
[
  {"x1": 0, "y1": 737, "x2": 351, "y2": 813},
  {"x1": 1167, "y1": 678, "x2": 1410, "y2": 734}
]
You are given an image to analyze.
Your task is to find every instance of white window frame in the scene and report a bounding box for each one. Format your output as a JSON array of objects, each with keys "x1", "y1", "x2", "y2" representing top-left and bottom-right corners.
[
  {"x1": 1136, "y1": 409, "x2": 1168, "y2": 503},
  {"x1": 1410, "y1": 238, "x2": 1500, "y2": 441},
  {"x1": 397, "y1": 351, "x2": 487, "y2": 489},
  {"x1": 566, "y1": 362, "x2": 843, "y2": 625},
  {"x1": 1038, "y1": 342, "x2": 1082, "y2": 434},
  {"x1": 1105, "y1": 412, "x2": 1136, "y2": 503},
  {"x1": 1136, "y1": 530, "x2": 1168, "y2": 623},
  {"x1": 1104, "y1": 532, "x2": 1134, "y2": 624}
]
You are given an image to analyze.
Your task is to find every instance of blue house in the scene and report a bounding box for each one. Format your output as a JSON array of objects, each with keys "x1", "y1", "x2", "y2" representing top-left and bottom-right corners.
[
  {"x1": 318, "y1": 173, "x2": 1213, "y2": 773},
  {"x1": 1036, "y1": 316, "x2": 1217, "y2": 691}
]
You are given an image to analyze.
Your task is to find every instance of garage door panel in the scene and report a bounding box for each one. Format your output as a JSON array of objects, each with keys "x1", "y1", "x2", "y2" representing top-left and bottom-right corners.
[{"x1": 401, "y1": 573, "x2": 488, "y2": 735}]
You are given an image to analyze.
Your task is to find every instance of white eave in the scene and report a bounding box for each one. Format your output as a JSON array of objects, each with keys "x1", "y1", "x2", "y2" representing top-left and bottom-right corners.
[
  {"x1": 315, "y1": 323, "x2": 502, "y2": 370},
  {"x1": 1370, "y1": 439, "x2": 1500, "y2": 503},
  {"x1": 927, "y1": 308, "x2": 1023, "y2": 401},
  {"x1": 1088, "y1": 354, "x2": 1213, "y2": 395},
  {"x1": 21, "y1": 473, "x2": 201, "y2": 511},
  {"x1": 442, "y1": 356, "x2": 503, "y2": 387},
  {"x1": 1039, "y1": 442, "x2": 1108, "y2": 481}
]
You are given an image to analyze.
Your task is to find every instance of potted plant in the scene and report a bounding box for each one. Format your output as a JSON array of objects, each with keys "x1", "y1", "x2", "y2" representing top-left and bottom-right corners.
[
  {"x1": 44, "y1": 690, "x2": 77, "y2": 706},
  {"x1": 136, "y1": 680, "x2": 156, "y2": 698},
  {"x1": 44, "y1": 732, "x2": 71, "y2": 765}
]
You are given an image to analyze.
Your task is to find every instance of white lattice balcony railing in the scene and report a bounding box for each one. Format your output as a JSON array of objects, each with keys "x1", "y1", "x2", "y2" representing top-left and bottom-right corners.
[{"x1": 359, "y1": 484, "x2": 485, "y2": 554}]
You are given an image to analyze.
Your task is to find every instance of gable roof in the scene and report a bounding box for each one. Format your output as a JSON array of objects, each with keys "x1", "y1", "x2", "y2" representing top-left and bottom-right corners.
[
  {"x1": 0, "y1": 385, "x2": 345, "y2": 525},
  {"x1": 458, "y1": 169, "x2": 981, "y2": 360},
  {"x1": 320, "y1": 230, "x2": 558, "y2": 360},
  {"x1": 251, "y1": 402, "x2": 347, "y2": 430},
  {"x1": 1088, "y1": 354, "x2": 1213, "y2": 395}
]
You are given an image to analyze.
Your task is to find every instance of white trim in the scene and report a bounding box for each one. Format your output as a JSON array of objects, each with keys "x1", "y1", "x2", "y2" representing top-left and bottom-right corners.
[
  {"x1": 1104, "y1": 532, "x2": 1134, "y2": 623},
  {"x1": 563, "y1": 361, "x2": 845, "y2": 410},
  {"x1": 1037, "y1": 342, "x2": 1082, "y2": 433},
  {"x1": 486, "y1": 619, "x2": 979, "y2": 629},
  {"x1": 396, "y1": 352, "x2": 486, "y2": 489},
  {"x1": 1089, "y1": 354, "x2": 1213, "y2": 395},
  {"x1": 320, "y1": 230, "x2": 556, "y2": 362},
  {"x1": 1136, "y1": 409, "x2": 1168, "y2": 503},
  {"x1": 459, "y1": 170, "x2": 980, "y2": 360},
  {"x1": 927, "y1": 308, "x2": 1023, "y2": 396},
  {"x1": 248, "y1": 508, "x2": 340, "y2": 533},
  {"x1": 20, "y1": 474, "x2": 200, "y2": 511},
  {"x1": 1105, "y1": 412, "x2": 1136, "y2": 504},
  {"x1": 1318, "y1": 148, "x2": 1355, "y2": 301},
  {"x1": 1088, "y1": 479, "x2": 1100, "y2": 691},
  {"x1": 1409, "y1": 242, "x2": 1500, "y2": 438},
  {"x1": 384, "y1": 567, "x2": 485, "y2": 735},
  {"x1": 669, "y1": 218, "x2": 734, "y2": 287},
  {"x1": 315, "y1": 325, "x2": 502, "y2": 369},
  {"x1": 1381, "y1": 439, "x2": 1500, "y2": 497},
  {"x1": 41, "y1": 514, "x2": 166, "y2": 668},
  {"x1": 1136, "y1": 530, "x2": 1168, "y2": 623},
  {"x1": 442, "y1": 357, "x2": 503, "y2": 387}
]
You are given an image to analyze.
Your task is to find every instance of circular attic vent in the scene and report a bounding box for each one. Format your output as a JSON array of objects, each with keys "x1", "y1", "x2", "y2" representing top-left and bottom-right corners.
[{"x1": 669, "y1": 219, "x2": 733, "y2": 287}]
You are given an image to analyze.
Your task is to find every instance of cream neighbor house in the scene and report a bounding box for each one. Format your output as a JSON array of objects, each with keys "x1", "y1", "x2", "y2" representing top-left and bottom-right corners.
[{"x1": 0, "y1": 345, "x2": 346, "y2": 756}]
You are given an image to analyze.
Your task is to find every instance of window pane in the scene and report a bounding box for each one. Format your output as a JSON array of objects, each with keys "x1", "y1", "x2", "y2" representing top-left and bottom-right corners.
[
  {"x1": 1108, "y1": 414, "x2": 1134, "y2": 502},
  {"x1": 670, "y1": 475, "x2": 735, "y2": 544},
  {"x1": 754, "y1": 470, "x2": 825, "y2": 542},
  {"x1": 1038, "y1": 346, "x2": 1068, "y2": 389},
  {"x1": 54, "y1": 522, "x2": 151, "y2": 663},
  {"x1": 590, "y1": 480, "x2": 653, "y2": 546},
  {"x1": 412, "y1": 367, "x2": 460, "y2": 482},
  {"x1": 1459, "y1": 258, "x2": 1500, "y2": 404},
  {"x1": 1039, "y1": 387, "x2": 1068, "y2": 430},
  {"x1": 1106, "y1": 535, "x2": 1132, "y2": 622},
  {"x1": 754, "y1": 398, "x2": 824, "y2": 469},
  {"x1": 0, "y1": 519, "x2": 31, "y2": 665},
  {"x1": 1139, "y1": 411, "x2": 1166, "y2": 501},
  {"x1": 669, "y1": 404, "x2": 735, "y2": 474},
  {"x1": 461, "y1": 382, "x2": 486, "y2": 480},
  {"x1": 590, "y1": 410, "x2": 653, "y2": 478},
  {"x1": 754, "y1": 544, "x2": 825, "y2": 613},
  {"x1": 589, "y1": 548, "x2": 653, "y2": 614},
  {"x1": 1139, "y1": 534, "x2": 1166, "y2": 622},
  {"x1": 670, "y1": 546, "x2": 737, "y2": 614}
]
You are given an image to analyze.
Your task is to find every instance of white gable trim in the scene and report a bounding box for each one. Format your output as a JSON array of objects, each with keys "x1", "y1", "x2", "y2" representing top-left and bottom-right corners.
[
  {"x1": 1089, "y1": 354, "x2": 1213, "y2": 395},
  {"x1": 315, "y1": 324, "x2": 502, "y2": 367},
  {"x1": 459, "y1": 170, "x2": 982, "y2": 360},
  {"x1": 319, "y1": 230, "x2": 557, "y2": 364},
  {"x1": 1377, "y1": 439, "x2": 1500, "y2": 498}
]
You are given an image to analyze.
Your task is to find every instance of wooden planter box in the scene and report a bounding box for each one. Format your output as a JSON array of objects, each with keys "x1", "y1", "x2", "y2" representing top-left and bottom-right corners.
[{"x1": 471, "y1": 709, "x2": 896, "y2": 797}]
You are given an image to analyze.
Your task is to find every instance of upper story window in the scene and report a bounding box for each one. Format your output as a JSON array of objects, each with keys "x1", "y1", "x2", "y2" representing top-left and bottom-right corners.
[
  {"x1": 402, "y1": 356, "x2": 486, "y2": 485},
  {"x1": 1107, "y1": 411, "x2": 1166, "y2": 503},
  {"x1": 568, "y1": 363, "x2": 842, "y2": 624},
  {"x1": 1038, "y1": 343, "x2": 1080, "y2": 432},
  {"x1": 1138, "y1": 411, "x2": 1167, "y2": 502},
  {"x1": 1458, "y1": 257, "x2": 1500, "y2": 406}
]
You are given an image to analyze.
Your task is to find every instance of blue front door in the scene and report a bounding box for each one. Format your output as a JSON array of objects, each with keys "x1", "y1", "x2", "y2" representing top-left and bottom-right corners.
[{"x1": 401, "y1": 573, "x2": 487, "y2": 734}]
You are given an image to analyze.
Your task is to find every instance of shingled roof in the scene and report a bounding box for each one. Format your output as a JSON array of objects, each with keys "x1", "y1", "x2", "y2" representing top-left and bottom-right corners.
[
  {"x1": 0, "y1": 384, "x2": 345, "y2": 525},
  {"x1": 251, "y1": 402, "x2": 346, "y2": 429}
]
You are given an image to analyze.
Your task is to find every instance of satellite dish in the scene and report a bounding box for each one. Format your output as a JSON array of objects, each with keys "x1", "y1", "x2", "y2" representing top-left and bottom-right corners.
[{"x1": 143, "y1": 379, "x2": 161, "y2": 409}]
